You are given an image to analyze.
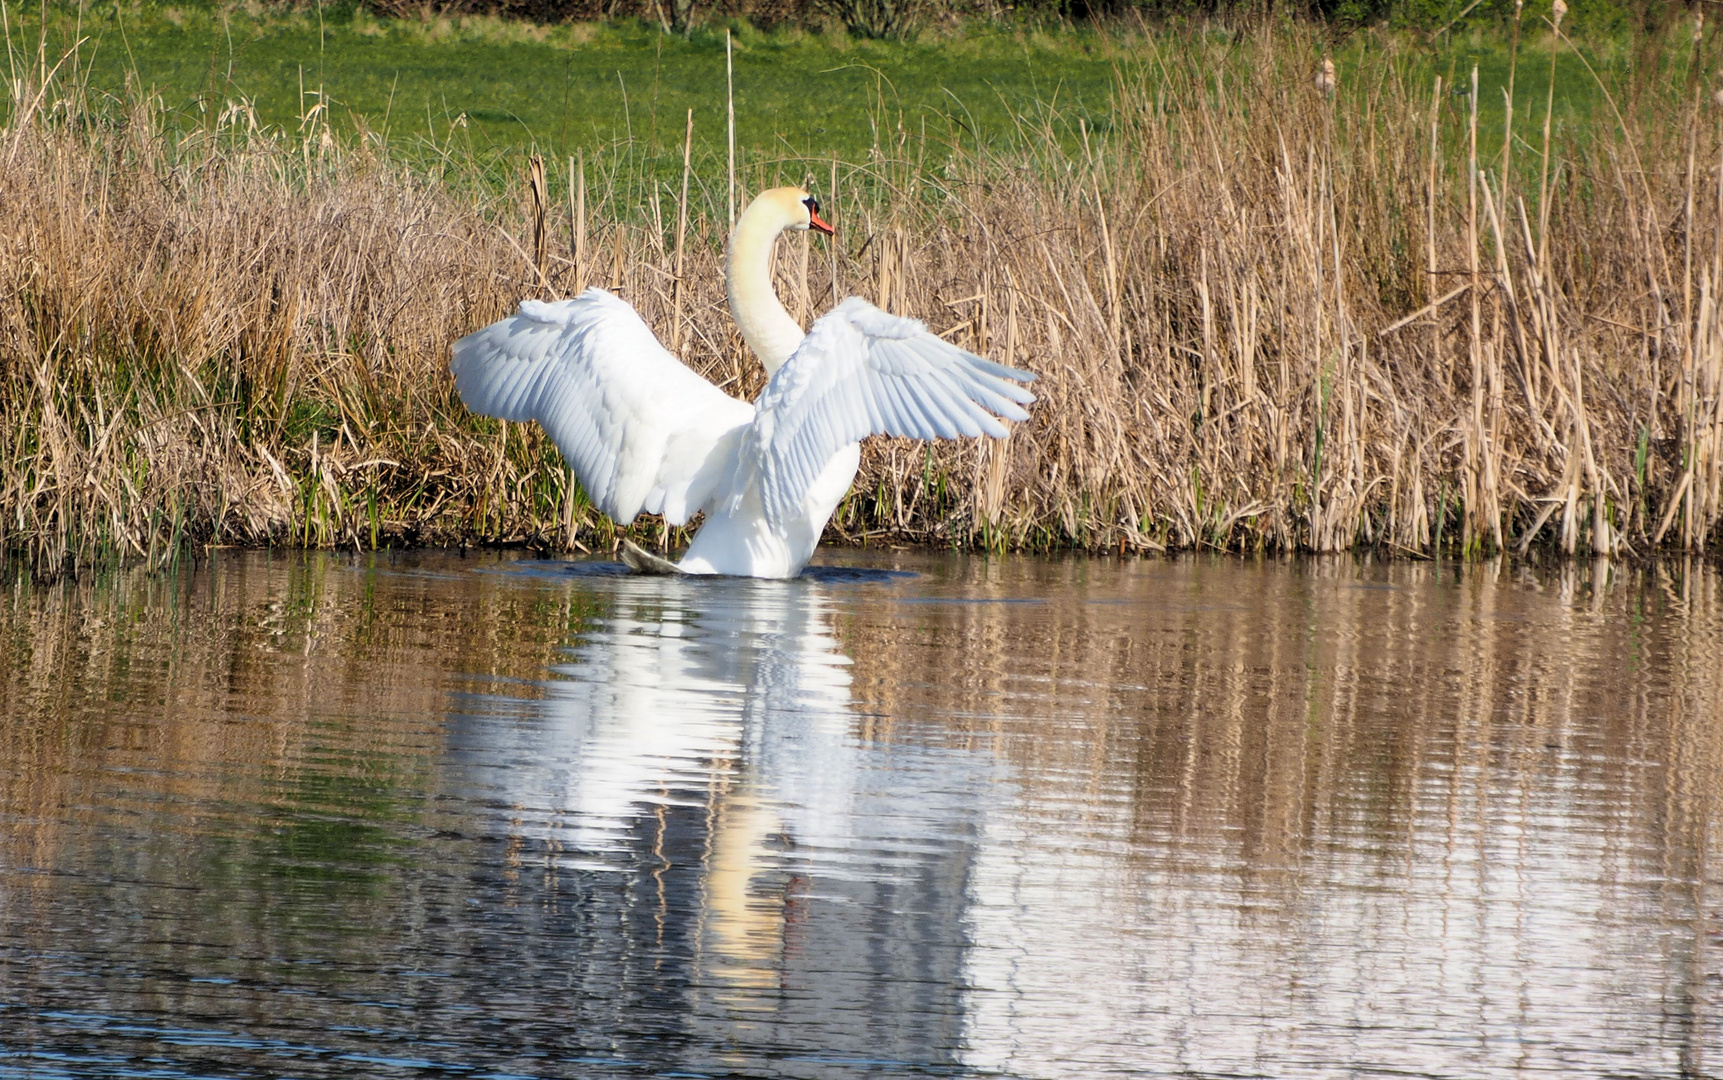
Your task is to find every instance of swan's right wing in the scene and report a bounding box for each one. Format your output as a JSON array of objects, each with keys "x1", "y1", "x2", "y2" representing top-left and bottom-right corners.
[
  {"x1": 451, "y1": 287, "x2": 754, "y2": 525},
  {"x1": 748, "y1": 297, "x2": 1037, "y2": 530}
]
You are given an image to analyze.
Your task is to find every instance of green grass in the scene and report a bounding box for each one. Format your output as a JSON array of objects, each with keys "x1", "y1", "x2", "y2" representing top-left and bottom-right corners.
[
  {"x1": 4, "y1": 1, "x2": 1665, "y2": 177},
  {"x1": 1421, "y1": 22, "x2": 1681, "y2": 149},
  {"x1": 4, "y1": 3, "x2": 1127, "y2": 163}
]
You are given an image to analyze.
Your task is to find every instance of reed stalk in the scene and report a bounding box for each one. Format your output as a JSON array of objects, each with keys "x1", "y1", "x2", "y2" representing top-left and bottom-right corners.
[
  {"x1": 572, "y1": 150, "x2": 587, "y2": 292},
  {"x1": 674, "y1": 109, "x2": 692, "y2": 354},
  {"x1": 725, "y1": 28, "x2": 735, "y2": 229},
  {"x1": 529, "y1": 154, "x2": 548, "y2": 292}
]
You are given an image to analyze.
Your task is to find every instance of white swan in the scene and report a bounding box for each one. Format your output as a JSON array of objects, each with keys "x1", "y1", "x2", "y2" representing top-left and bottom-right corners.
[{"x1": 449, "y1": 187, "x2": 1036, "y2": 578}]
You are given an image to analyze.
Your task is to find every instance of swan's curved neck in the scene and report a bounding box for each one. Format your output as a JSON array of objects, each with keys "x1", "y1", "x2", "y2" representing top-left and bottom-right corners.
[{"x1": 727, "y1": 202, "x2": 804, "y2": 377}]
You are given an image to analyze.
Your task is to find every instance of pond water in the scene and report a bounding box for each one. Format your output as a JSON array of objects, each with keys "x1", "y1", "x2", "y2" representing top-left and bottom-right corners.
[{"x1": 1, "y1": 548, "x2": 1720, "y2": 1079}]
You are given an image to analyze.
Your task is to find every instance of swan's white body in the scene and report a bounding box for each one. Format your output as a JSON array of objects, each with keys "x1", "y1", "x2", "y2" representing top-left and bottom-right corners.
[{"x1": 450, "y1": 188, "x2": 1035, "y2": 578}]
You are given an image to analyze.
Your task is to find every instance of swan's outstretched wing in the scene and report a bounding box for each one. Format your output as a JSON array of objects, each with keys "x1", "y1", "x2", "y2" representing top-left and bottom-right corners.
[
  {"x1": 748, "y1": 297, "x2": 1037, "y2": 528},
  {"x1": 451, "y1": 287, "x2": 755, "y2": 525}
]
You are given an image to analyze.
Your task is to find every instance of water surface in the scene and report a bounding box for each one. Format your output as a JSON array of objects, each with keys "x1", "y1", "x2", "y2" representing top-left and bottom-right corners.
[{"x1": 1, "y1": 549, "x2": 1720, "y2": 1078}]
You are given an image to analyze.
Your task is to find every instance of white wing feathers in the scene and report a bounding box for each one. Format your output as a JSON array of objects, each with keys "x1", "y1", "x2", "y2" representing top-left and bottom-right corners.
[
  {"x1": 748, "y1": 297, "x2": 1037, "y2": 529},
  {"x1": 450, "y1": 287, "x2": 754, "y2": 525}
]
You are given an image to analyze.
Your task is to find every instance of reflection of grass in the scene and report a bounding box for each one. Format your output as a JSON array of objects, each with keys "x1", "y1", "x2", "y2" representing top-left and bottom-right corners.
[{"x1": 258, "y1": 761, "x2": 414, "y2": 888}]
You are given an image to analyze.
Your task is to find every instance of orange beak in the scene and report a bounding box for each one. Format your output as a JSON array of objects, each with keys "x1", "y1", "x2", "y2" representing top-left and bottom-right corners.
[{"x1": 809, "y1": 207, "x2": 835, "y2": 236}]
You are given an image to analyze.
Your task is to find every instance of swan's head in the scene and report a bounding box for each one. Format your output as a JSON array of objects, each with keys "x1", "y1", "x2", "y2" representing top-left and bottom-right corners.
[{"x1": 748, "y1": 186, "x2": 835, "y2": 237}]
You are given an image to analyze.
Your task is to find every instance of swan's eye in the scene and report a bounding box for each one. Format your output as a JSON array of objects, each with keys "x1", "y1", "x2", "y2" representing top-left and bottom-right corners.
[{"x1": 803, "y1": 197, "x2": 820, "y2": 215}]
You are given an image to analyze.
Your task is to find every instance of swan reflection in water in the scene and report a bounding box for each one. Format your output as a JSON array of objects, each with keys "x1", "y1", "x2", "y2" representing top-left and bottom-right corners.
[{"x1": 446, "y1": 567, "x2": 998, "y2": 1073}]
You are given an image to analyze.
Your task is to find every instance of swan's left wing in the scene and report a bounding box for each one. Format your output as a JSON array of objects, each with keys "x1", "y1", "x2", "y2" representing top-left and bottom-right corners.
[
  {"x1": 748, "y1": 296, "x2": 1036, "y2": 528},
  {"x1": 450, "y1": 288, "x2": 754, "y2": 525}
]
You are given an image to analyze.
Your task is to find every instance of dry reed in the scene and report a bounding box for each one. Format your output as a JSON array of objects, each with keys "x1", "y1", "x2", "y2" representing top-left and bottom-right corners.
[{"x1": 3, "y1": 21, "x2": 1722, "y2": 575}]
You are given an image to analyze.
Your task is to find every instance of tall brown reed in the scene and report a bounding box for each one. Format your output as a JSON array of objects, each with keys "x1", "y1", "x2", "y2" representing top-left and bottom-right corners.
[{"x1": 2, "y1": 20, "x2": 1721, "y2": 575}]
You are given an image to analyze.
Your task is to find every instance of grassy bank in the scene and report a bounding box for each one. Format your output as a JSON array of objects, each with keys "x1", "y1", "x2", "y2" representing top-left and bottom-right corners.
[
  {"x1": 1, "y1": 3, "x2": 1617, "y2": 166},
  {"x1": 2, "y1": 12, "x2": 1722, "y2": 574},
  {"x1": 3, "y1": 3, "x2": 1124, "y2": 163}
]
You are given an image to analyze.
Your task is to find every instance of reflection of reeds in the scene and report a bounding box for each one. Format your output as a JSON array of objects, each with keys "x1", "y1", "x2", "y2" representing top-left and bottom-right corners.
[
  {"x1": 13, "y1": 552, "x2": 1717, "y2": 880},
  {"x1": 0, "y1": 551, "x2": 624, "y2": 988},
  {"x1": 841, "y1": 556, "x2": 1723, "y2": 895},
  {"x1": 2, "y1": 549, "x2": 1720, "y2": 1050},
  {"x1": 4, "y1": 22, "x2": 1723, "y2": 573},
  {"x1": 0, "y1": 551, "x2": 592, "y2": 866}
]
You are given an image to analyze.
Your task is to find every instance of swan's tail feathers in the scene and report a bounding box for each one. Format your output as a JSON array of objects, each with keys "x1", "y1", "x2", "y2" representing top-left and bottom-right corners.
[{"x1": 619, "y1": 539, "x2": 686, "y2": 575}]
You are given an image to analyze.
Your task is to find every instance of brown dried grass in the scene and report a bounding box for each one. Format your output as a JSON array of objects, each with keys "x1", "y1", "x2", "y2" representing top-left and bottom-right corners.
[{"x1": 3, "y1": 21, "x2": 1721, "y2": 575}]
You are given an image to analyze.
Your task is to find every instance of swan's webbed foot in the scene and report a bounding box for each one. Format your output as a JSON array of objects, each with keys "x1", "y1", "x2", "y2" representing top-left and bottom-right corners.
[{"x1": 619, "y1": 538, "x2": 686, "y2": 575}]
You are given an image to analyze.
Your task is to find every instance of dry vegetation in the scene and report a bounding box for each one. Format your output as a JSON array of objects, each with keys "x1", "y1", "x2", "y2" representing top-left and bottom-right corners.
[{"x1": 3, "y1": 18, "x2": 1722, "y2": 575}]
